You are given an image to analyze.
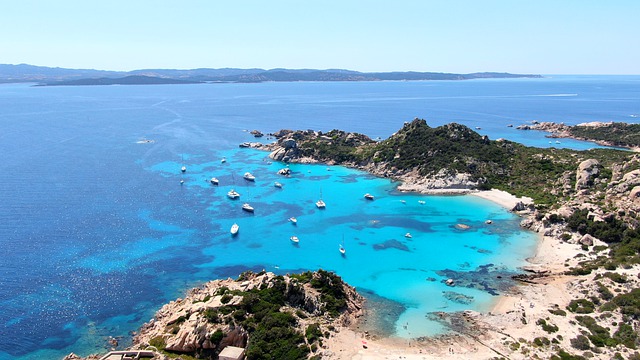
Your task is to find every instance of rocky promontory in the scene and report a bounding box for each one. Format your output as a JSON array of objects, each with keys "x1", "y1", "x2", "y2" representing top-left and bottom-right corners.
[
  {"x1": 131, "y1": 270, "x2": 363, "y2": 359},
  {"x1": 516, "y1": 121, "x2": 640, "y2": 150}
]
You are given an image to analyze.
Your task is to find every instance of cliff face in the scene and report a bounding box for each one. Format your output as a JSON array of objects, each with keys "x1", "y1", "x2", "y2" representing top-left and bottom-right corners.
[{"x1": 132, "y1": 270, "x2": 363, "y2": 359}]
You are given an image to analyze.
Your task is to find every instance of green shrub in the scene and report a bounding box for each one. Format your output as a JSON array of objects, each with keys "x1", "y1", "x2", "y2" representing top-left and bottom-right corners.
[
  {"x1": 570, "y1": 334, "x2": 591, "y2": 350},
  {"x1": 210, "y1": 329, "x2": 224, "y2": 345},
  {"x1": 603, "y1": 272, "x2": 628, "y2": 284},
  {"x1": 595, "y1": 282, "x2": 614, "y2": 301},
  {"x1": 614, "y1": 323, "x2": 638, "y2": 349},
  {"x1": 149, "y1": 336, "x2": 166, "y2": 350},
  {"x1": 549, "y1": 308, "x2": 567, "y2": 316},
  {"x1": 305, "y1": 323, "x2": 323, "y2": 344},
  {"x1": 567, "y1": 299, "x2": 595, "y2": 314},
  {"x1": 221, "y1": 294, "x2": 233, "y2": 304},
  {"x1": 534, "y1": 337, "x2": 551, "y2": 347},
  {"x1": 610, "y1": 288, "x2": 640, "y2": 319},
  {"x1": 537, "y1": 318, "x2": 559, "y2": 333}
]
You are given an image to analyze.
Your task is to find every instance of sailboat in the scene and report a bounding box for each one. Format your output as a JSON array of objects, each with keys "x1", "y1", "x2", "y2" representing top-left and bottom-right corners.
[
  {"x1": 241, "y1": 185, "x2": 254, "y2": 212},
  {"x1": 230, "y1": 223, "x2": 239, "y2": 236},
  {"x1": 316, "y1": 188, "x2": 326, "y2": 208},
  {"x1": 227, "y1": 172, "x2": 240, "y2": 199},
  {"x1": 339, "y1": 235, "x2": 346, "y2": 256}
]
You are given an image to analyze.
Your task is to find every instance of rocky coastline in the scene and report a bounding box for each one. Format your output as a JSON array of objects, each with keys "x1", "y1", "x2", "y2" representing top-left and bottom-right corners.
[
  {"x1": 66, "y1": 122, "x2": 640, "y2": 359},
  {"x1": 236, "y1": 124, "x2": 640, "y2": 359},
  {"x1": 516, "y1": 120, "x2": 640, "y2": 151}
]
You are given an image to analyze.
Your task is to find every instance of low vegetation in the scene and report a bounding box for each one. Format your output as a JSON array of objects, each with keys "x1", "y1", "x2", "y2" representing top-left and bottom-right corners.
[
  {"x1": 286, "y1": 119, "x2": 634, "y2": 205},
  {"x1": 569, "y1": 123, "x2": 640, "y2": 148}
]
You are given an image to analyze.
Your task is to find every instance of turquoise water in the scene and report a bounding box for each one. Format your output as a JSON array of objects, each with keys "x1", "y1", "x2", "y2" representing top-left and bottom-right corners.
[
  {"x1": 0, "y1": 77, "x2": 637, "y2": 359},
  {"x1": 149, "y1": 148, "x2": 536, "y2": 338}
]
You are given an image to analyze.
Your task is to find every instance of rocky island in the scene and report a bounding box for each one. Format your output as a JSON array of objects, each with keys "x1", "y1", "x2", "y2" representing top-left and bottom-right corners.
[{"x1": 67, "y1": 119, "x2": 640, "y2": 359}]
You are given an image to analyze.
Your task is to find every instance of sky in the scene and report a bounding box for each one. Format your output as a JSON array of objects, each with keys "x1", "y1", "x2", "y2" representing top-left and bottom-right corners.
[{"x1": 1, "y1": 0, "x2": 639, "y2": 74}]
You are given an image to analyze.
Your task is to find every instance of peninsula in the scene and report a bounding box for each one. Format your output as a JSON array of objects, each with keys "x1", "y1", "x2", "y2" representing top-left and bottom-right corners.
[
  {"x1": 516, "y1": 121, "x2": 640, "y2": 150},
  {"x1": 66, "y1": 120, "x2": 640, "y2": 359}
]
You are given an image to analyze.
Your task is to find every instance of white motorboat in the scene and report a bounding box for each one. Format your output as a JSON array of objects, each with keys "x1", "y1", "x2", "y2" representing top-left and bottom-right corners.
[
  {"x1": 405, "y1": 232, "x2": 412, "y2": 238},
  {"x1": 339, "y1": 235, "x2": 346, "y2": 255},
  {"x1": 210, "y1": 177, "x2": 219, "y2": 185},
  {"x1": 364, "y1": 193, "x2": 374, "y2": 200},
  {"x1": 181, "y1": 166, "x2": 186, "y2": 173},
  {"x1": 230, "y1": 223, "x2": 239, "y2": 235},
  {"x1": 242, "y1": 203, "x2": 254, "y2": 212},
  {"x1": 290, "y1": 236, "x2": 299, "y2": 244},
  {"x1": 274, "y1": 181, "x2": 283, "y2": 188},
  {"x1": 418, "y1": 200, "x2": 426, "y2": 205},
  {"x1": 227, "y1": 189, "x2": 240, "y2": 199},
  {"x1": 221, "y1": 157, "x2": 226, "y2": 163},
  {"x1": 243, "y1": 172, "x2": 255, "y2": 181}
]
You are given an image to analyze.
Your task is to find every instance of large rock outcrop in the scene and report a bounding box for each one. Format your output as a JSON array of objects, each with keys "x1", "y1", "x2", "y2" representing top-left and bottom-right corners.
[
  {"x1": 132, "y1": 271, "x2": 364, "y2": 359},
  {"x1": 575, "y1": 159, "x2": 601, "y2": 191}
]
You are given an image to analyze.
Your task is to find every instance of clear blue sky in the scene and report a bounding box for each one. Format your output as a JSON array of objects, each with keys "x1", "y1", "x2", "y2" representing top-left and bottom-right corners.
[{"x1": 2, "y1": 0, "x2": 638, "y2": 74}]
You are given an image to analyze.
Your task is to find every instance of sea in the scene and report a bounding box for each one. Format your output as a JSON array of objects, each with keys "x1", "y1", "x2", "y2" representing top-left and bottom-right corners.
[{"x1": 0, "y1": 75, "x2": 638, "y2": 359}]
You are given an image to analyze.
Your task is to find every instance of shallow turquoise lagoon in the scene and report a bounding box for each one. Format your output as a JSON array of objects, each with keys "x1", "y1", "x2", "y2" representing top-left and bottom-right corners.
[{"x1": 149, "y1": 148, "x2": 537, "y2": 337}]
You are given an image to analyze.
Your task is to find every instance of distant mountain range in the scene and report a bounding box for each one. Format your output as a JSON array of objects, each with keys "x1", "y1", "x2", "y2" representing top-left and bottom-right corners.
[{"x1": 0, "y1": 63, "x2": 542, "y2": 85}]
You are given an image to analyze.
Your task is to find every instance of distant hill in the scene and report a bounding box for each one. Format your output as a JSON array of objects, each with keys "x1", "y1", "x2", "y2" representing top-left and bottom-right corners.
[
  {"x1": 0, "y1": 63, "x2": 542, "y2": 85},
  {"x1": 39, "y1": 75, "x2": 202, "y2": 86}
]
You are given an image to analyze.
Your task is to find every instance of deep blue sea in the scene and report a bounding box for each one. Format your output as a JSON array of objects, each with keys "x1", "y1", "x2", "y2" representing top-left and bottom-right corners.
[{"x1": 0, "y1": 76, "x2": 638, "y2": 359}]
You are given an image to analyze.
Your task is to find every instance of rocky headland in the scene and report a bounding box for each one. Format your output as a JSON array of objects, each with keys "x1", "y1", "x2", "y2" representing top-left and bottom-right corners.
[{"x1": 516, "y1": 121, "x2": 640, "y2": 150}]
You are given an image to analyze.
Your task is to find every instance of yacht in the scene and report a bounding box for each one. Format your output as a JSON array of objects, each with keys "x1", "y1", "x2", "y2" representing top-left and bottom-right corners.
[
  {"x1": 316, "y1": 189, "x2": 326, "y2": 208},
  {"x1": 274, "y1": 181, "x2": 283, "y2": 188},
  {"x1": 230, "y1": 223, "x2": 239, "y2": 235},
  {"x1": 364, "y1": 193, "x2": 374, "y2": 200},
  {"x1": 242, "y1": 203, "x2": 254, "y2": 213},
  {"x1": 210, "y1": 177, "x2": 219, "y2": 185},
  {"x1": 288, "y1": 217, "x2": 297, "y2": 225},
  {"x1": 227, "y1": 189, "x2": 240, "y2": 199},
  {"x1": 290, "y1": 236, "x2": 300, "y2": 244},
  {"x1": 243, "y1": 172, "x2": 256, "y2": 181},
  {"x1": 339, "y1": 235, "x2": 346, "y2": 255}
]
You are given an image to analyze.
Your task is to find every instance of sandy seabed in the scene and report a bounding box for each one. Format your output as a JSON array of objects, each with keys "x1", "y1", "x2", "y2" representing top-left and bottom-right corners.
[{"x1": 321, "y1": 189, "x2": 583, "y2": 359}]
